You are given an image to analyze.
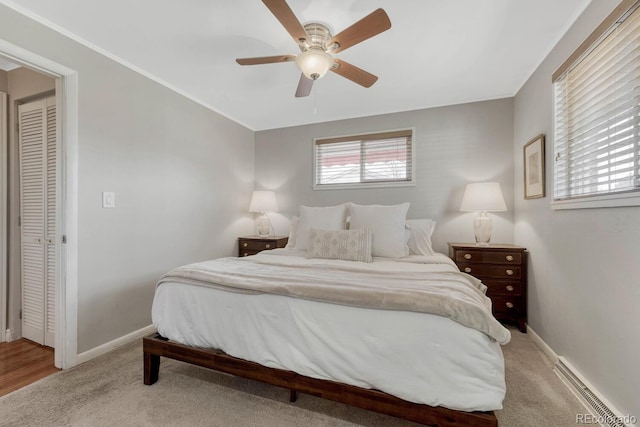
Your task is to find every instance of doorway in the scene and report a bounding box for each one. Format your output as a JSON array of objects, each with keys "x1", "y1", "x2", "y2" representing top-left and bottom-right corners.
[
  {"x1": 1, "y1": 62, "x2": 56, "y2": 351},
  {"x1": 0, "y1": 38, "x2": 79, "y2": 369}
]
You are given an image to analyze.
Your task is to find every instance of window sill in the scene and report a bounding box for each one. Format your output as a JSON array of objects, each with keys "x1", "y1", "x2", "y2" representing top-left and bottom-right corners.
[
  {"x1": 313, "y1": 181, "x2": 416, "y2": 191},
  {"x1": 551, "y1": 190, "x2": 640, "y2": 210}
]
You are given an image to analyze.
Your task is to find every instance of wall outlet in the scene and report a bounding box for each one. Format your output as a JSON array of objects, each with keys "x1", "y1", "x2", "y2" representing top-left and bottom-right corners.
[{"x1": 102, "y1": 192, "x2": 115, "y2": 208}]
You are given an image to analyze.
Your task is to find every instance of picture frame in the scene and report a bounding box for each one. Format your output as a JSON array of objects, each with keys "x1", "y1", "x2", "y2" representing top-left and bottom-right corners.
[{"x1": 523, "y1": 134, "x2": 545, "y2": 199}]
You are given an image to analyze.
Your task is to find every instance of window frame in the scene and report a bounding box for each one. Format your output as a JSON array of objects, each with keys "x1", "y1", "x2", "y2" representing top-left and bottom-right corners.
[
  {"x1": 312, "y1": 128, "x2": 416, "y2": 191},
  {"x1": 551, "y1": 0, "x2": 640, "y2": 210}
]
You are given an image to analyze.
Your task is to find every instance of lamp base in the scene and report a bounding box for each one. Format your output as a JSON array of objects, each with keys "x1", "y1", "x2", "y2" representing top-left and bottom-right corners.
[
  {"x1": 473, "y1": 211, "x2": 492, "y2": 246},
  {"x1": 256, "y1": 213, "x2": 272, "y2": 238}
]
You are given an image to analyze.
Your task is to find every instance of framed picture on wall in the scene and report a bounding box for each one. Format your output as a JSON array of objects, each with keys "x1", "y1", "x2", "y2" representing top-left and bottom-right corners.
[{"x1": 523, "y1": 134, "x2": 545, "y2": 199}]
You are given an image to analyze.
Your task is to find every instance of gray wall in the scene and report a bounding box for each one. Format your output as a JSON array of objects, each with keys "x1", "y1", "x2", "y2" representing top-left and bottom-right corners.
[
  {"x1": 514, "y1": 0, "x2": 639, "y2": 417},
  {"x1": 255, "y1": 98, "x2": 515, "y2": 254},
  {"x1": 0, "y1": 5, "x2": 255, "y2": 353}
]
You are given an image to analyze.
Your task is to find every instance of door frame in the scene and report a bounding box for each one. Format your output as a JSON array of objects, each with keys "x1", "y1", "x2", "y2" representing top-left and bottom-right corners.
[
  {"x1": 0, "y1": 91, "x2": 6, "y2": 343},
  {"x1": 0, "y1": 38, "x2": 78, "y2": 369}
]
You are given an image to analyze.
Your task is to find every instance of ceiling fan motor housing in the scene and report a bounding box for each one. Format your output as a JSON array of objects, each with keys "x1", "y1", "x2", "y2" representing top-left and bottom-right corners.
[{"x1": 301, "y1": 23, "x2": 332, "y2": 50}]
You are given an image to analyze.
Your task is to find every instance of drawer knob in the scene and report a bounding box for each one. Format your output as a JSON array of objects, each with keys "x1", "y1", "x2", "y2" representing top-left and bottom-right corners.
[
  {"x1": 464, "y1": 267, "x2": 472, "y2": 273},
  {"x1": 265, "y1": 243, "x2": 271, "y2": 249},
  {"x1": 243, "y1": 253, "x2": 249, "y2": 257},
  {"x1": 506, "y1": 285, "x2": 514, "y2": 292},
  {"x1": 464, "y1": 253, "x2": 472, "y2": 260},
  {"x1": 506, "y1": 269, "x2": 514, "y2": 276},
  {"x1": 506, "y1": 255, "x2": 514, "y2": 262},
  {"x1": 243, "y1": 242, "x2": 248, "y2": 248},
  {"x1": 506, "y1": 302, "x2": 514, "y2": 309}
]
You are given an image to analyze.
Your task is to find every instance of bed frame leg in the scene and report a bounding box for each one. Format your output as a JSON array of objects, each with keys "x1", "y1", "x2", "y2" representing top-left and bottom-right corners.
[
  {"x1": 144, "y1": 351, "x2": 160, "y2": 385},
  {"x1": 289, "y1": 389, "x2": 298, "y2": 402},
  {"x1": 518, "y1": 319, "x2": 527, "y2": 333}
]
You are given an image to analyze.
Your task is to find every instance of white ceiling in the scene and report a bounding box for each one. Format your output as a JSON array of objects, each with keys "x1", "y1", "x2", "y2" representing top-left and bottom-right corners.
[{"x1": 1, "y1": 0, "x2": 591, "y2": 130}]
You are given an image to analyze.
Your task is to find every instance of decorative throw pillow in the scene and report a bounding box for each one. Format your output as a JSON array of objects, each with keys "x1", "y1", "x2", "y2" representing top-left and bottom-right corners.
[
  {"x1": 285, "y1": 216, "x2": 299, "y2": 249},
  {"x1": 406, "y1": 219, "x2": 436, "y2": 256},
  {"x1": 348, "y1": 203, "x2": 410, "y2": 258},
  {"x1": 306, "y1": 228, "x2": 373, "y2": 263},
  {"x1": 295, "y1": 204, "x2": 348, "y2": 251}
]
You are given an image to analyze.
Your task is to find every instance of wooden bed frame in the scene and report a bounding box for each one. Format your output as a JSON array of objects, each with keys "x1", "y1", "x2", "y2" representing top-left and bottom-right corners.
[{"x1": 143, "y1": 333, "x2": 498, "y2": 427}]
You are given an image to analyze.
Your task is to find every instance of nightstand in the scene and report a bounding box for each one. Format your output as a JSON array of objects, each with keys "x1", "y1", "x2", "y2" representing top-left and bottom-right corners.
[
  {"x1": 238, "y1": 236, "x2": 288, "y2": 257},
  {"x1": 448, "y1": 243, "x2": 527, "y2": 333}
]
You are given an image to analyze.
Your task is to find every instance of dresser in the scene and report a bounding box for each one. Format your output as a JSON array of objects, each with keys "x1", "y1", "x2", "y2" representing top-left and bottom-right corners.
[
  {"x1": 238, "y1": 236, "x2": 288, "y2": 257},
  {"x1": 448, "y1": 243, "x2": 527, "y2": 333}
]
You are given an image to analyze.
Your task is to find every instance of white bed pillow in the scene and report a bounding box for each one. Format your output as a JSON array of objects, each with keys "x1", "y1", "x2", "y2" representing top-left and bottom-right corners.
[
  {"x1": 306, "y1": 228, "x2": 373, "y2": 263},
  {"x1": 348, "y1": 203, "x2": 410, "y2": 258},
  {"x1": 295, "y1": 204, "x2": 348, "y2": 251},
  {"x1": 406, "y1": 219, "x2": 436, "y2": 256},
  {"x1": 284, "y1": 216, "x2": 299, "y2": 249}
]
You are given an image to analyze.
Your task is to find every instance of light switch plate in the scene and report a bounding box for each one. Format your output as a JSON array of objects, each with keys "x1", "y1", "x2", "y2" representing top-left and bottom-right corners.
[{"x1": 102, "y1": 191, "x2": 115, "y2": 208}]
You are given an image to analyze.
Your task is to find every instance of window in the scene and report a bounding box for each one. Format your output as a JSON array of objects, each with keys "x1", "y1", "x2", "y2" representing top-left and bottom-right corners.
[
  {"x1": 313, "y1": 129, "x2": 414, "y2": 189},
  {"x1": 552, "y1": 0, "x2": 640, "y2": 208}
]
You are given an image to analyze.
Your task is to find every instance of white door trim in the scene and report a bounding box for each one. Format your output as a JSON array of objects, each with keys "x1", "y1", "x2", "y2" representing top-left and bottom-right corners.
[
  {"x1": 0, "y1": 91, "x2": 7, "y2": 343},
  {"x1": 0, "y1": 38, "x2": 78, "y2": 369}
]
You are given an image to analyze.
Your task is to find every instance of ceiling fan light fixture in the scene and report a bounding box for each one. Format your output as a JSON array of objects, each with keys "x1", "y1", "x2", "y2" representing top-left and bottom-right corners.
[{"x1": 296, "y1": 48, "x2": 333, "y2": 80}]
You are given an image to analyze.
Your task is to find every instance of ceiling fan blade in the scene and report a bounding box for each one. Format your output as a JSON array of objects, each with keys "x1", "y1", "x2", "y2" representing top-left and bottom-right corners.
[
  {"x1": 330, "y1": 59, "x2": 378, "y2": 88},
  {"x1": 262, "y1": 0, "x2": 308, "y2": 44},
  {"x1": 236, "y1": 55, "x2": 296, "y2": 65},
  {"x1": 295, "y1": 74, "x2": 314, "y2": 97},
  {"x1": 327, "y1": 8, "x2": 391, "y2": 54}
]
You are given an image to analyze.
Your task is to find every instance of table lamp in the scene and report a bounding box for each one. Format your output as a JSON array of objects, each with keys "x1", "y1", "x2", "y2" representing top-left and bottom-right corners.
[
  {"x1": 249, "y1": 191, "x2": 278, "y2": 237},
  {"x1": 460, "y1": 182, "x2": 507, "y2": 246}
]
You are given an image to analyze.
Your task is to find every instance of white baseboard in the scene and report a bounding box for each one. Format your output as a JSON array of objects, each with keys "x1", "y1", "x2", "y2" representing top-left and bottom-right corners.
[
  {"x1": 76, "y1": 324, "x2": 156, "y2": 365},
  {"x1": 526, "y1": 325, "x2": 558, "y2": 364}
]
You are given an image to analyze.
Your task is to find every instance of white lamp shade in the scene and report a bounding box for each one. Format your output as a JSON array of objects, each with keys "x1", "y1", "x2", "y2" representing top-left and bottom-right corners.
[
  {"x1": 460, "y1": 182, "x2": 507, "y2": 212},
  {"x1": 249, "y1": 191, "x2": 278, "y2": 213}
]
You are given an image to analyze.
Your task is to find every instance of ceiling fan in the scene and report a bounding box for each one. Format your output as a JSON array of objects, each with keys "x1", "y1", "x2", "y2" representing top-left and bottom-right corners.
[{"x1": 236, "y1": 0, "x2": 392, "y2": 97}]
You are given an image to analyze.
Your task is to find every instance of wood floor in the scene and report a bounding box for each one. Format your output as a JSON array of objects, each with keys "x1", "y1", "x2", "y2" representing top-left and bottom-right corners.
[{"x1": 0, "y1": 339, "x2": 58, "y2": 397}]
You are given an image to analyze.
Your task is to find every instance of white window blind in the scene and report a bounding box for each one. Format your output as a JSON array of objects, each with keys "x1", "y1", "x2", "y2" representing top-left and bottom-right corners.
[
  {"x1": 553, "y1": 2, "x2": 640, "y2": 203},
  {"x1": 314, "y1": 129, "x2": 413, "y2": 188}
]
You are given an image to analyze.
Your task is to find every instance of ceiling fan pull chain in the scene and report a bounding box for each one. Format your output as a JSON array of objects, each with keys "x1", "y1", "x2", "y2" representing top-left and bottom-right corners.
[{"x1": 313, "y1": 83, "x2": 318, "y2": 115}]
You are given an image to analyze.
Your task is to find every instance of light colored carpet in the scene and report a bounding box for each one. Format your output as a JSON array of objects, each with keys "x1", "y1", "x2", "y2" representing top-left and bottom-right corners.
[{"x1": 0, "y1": 327, "x2": 585, "y2": 426}]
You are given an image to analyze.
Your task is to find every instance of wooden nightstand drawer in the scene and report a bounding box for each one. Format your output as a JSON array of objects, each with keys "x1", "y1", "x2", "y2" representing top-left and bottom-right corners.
[
  {"x1": 240, "y1": 249, "x2": 260, "y2": 257},
  {"x1": 484, "y1": 280, "x2": 522, "y2": 296},
  {"x1": 241, "y1": 239, "x2": 277, "y2": 251},
  {"x1": 238, "y1": 236, "x2": 288, "y2": 257},
  {"x1": 453, "y1": 250, "x2": 522, "y2": 265},
  {"x1": 458, "y1": 264, "x2": 521, "y2": 279},
  {"x1": 491, "y1": 296, "x2": 522, "y2": 315}
]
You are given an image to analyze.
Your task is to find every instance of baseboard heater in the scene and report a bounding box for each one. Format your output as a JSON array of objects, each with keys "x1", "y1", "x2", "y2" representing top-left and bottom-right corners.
[{"x1": 554, "y1": 357, "x2": 627, "y2": 427}]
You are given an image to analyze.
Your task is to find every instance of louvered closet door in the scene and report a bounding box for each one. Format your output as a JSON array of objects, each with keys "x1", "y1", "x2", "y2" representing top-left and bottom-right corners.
[{"x1": 19, "y1": 96, "x2": 56, "y2": 347}]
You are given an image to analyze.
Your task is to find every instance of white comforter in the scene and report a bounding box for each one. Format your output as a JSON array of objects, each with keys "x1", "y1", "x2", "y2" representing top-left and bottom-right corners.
[{"x1": 152, "y1": 249, "x2": 508, "y2": 412}]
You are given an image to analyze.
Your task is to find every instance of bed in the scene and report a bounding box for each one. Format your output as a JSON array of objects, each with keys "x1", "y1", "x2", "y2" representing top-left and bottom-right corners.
[{"x1": 144, "y1": 246, "x2": 509, "y2": 426}]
